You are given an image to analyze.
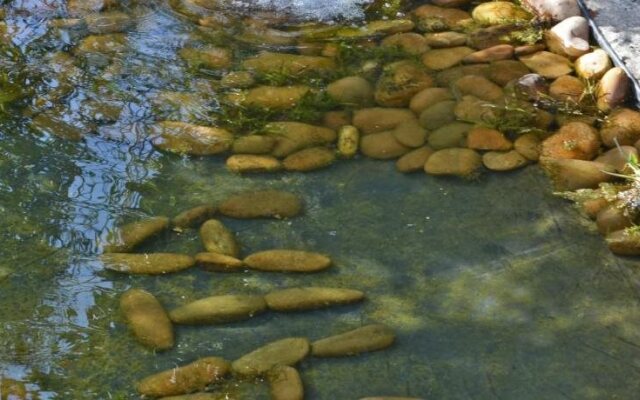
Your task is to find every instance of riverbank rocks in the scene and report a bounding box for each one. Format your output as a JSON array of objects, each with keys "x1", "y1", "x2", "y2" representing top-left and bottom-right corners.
[
  {"x1": 540, "y1": 158, "x2": 615, "y2": 190},
  {"x1": 232, "y1": 337, "x2": 310, "y2": 376},
  {"x1": 597, "y1": 68, "x2": 630, "y2": 112},
  {"x1": 600, "y1": 108, "x2": 640, "y2": 147},
  {"x1": 595, "y1": 146, "x2": 638, "y2": 172},
  {"x1": 244, "y1": 250, "x2": 331, "y2": 272},
  {"x1": 396, "y1": 146, "x2": 435, "y2": 172},
  {"x1": 409, "y1": 87, "x2": 454, "y2": 115},
  {"x1": 172, "y1": 205, "x2": 217, "y2": 230},
  {"x1": 361, "y1": 131, "x2": 412, "y2": 159},
  {"x1": 150, "y1": 122, "x2": 233, "y2": 156},
  {"x1": 265, "y1": 287, "x2": 365, "y2": 311},
  {"x1": 519, "y1": 51, "x2": 572, "y2": 79},
  {"x1": 337, "y1": 125, "x2": 360, "y2": 158},
  {"x1": 283, "y1": 147, "x2": 336, "y2": 172},
  {"x1": 453, "y1": 96, "x2": 495, "y2": 124},
  {"x1": 607, "y1": 229, "x2": 640, "y2": 255},
  {"x1": 467, "y1": 127, "x2": 512, "y2": 151},
  {"x1": 541, "y1": 122, "x2": 600, "y2": 160},
  {"x1": 412, "y1": 5, "x2": 471, "y2": 32},
  {"x1": 575, "y1": 49, "x2": 612, "y2": 80},
  {"x1": 120, "y1": 289, "x2": 174, "y2": 350},
  {"x1": 327, "y1": 76, "x2": 374, "y2": 107},
  {"x1": 422, "y1": 47, "x2": 474, "y2": 70},
  {"x1": 232, "y1": 135, "x2": 277, "y2": 154},
  {"x1": 242, "y1": 86, "x2": 310, "y2": 110},
  {"x1": 104, "y1": 216, "x2": 169, "y2": 253},
  {"x1": 242, "y1": 52, "x2": 336, "y2": 75},
  {"x1": 169, "y1": 295, "x2": 267, "y2": 324},
  {"x1": 263, "y1": 122, "x2": 336, "y2": 157},
  {"x1": 393, "y1": 120, "x2": 427, "y2": 148},
  {"x1": 596, "y1": 206, "x2": 633, "y2": 235},
  {"x1": 514, "y1": 133, "x2": 542, "y2": 160},
  {"x1": 428, "y1": 122, "x2": 471, "y2": 149},
  {"x1": 522, "y1": 0, "x2": 580, "y2": 22},
  {"x1": 463, "y1": 44, "x2": 514, "y2": 64},
  {"x1": 76, "y1": 34, "x2": 127, "y2": 55},
  {"x1": 546, "y1": 16, "x2": 590, "y2": 59},
  {"x1": 102, "y1": 253, "x2": 195, "y2": 275},
  {"x1": 85, "y1": 11, "x2": 134, "y2": 34},
  {"x1": 137, "y1": 357, "x2": 230, "y2": 397},
  {"x1": 268, "y1": 366, "x2": 304, "y2": 400},
  {"x1": 419, "y1": 100, "x2": 456, "y2": 130},
  {"x1": 311, "y1": 324, "x2": 395, "y2": 357},
  {"x1": 200, "y1": 219, "x2": 239, "y2": 257},
  {"x1": 471, "y1": 2, "x2": 531, "y2": 25},
  {"x1": 218, "y1": 190, "x2": 303, "y2": 219},
  {"x1": 196, "y1": 252, "x2": 244, "y2": 272},
  {"x1": 482, "y1": 150, "x2": 528, "y2": 171},
  {"x1": 353, "y1": 108, "x2": 416, "y2": 135},
  {"x1": 424, "y1": 148, "x2": 482, "y2": 177},
  {"x1": 453, "y1": 75, "x2": 504, "y2": 102},
  {"x1": 226, "y1": 155, "x2": 282, "y2": 173}
]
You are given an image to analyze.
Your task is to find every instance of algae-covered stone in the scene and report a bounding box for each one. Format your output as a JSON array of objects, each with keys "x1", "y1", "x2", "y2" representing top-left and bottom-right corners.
[
  {"x1": 268, "y1": 365, "x2": 304, "y2": 400},
  {"x1": 360, "y1": 398, "x2": 424, "y2": 400},
  {"x1": 471, "y1": 2, "x2": 531, "y2": 25},
  {"x1": 283, "y1": 147, "x2": 335, "y2": 172},
  {"x1": 487, "y1": 60, "x2": 530, "y2": 86},
  {"x1": 393, "y1": 120, "x2": 427, "y2": 148},
  {"x1": 232, "y1": 337, "x2": 310, "y2": 376},
  {"x1": 196, "y1": 252, "x2": 244, "y2": 272},
  {"x1": 428, "y1": 122, "x2": 472, "y2": 150},
  {"x1": 265, "y1": 287, "x2": 365, "y2": 311},
  {"x1": 219, "y1": 190, "x2": 303, "y2": 219},
  {"x1": 311, "y1": 324, "x2": 395, "y2": 357},
  {"x1": 381, "y1": 33, "x2": 430, "y2": 55},
  {"x1": 242, "y1": 52, "x2": 336, "y2": 75},
  {"x1": 463, "y1": 44, "x2": 514, "y2": 64},
  {"x1": 595, "y1": 146, "x2": 638, "y2": 172},
  {"x1": 327, "y1": 76, "x2": 374, "y2": 107},
  {"x1": 172, "y1": 205, "x2": 217, "y2": 231},
  {"x1": 85, "y1": 11, "x2": 134, "y2": 34},
  {"x1": 422, "y1": 47, "x2": 474, "y2": 70},
  {"x1": 137, "y1": 357, "x2": 230, "y2": 397},
  {"x1": 596, "y1": 206, "x2": 633, "y2": 235},
  {"x1": 244, "y1": 249, "x2": 331, "y2": 273},
  {"x1": 514, "y1": 133, "x2": 541, "y2": 161},
  {"x1": 519, "y1": 51, "x2": 572, "y2": 79},
  {"x1": 607, "y1": 229, "x2": 640, "y2": 255},
  {"x1": 482, "y1": 150, "x2": 528, "y2": 171},
  {"x1": 337, "y1": 125, "x2": 360, "y2": 158},
  {"x1": 232, "y1": 135, "x2": 277, "y2": 154},
  {"x1": 120, "y1": 289, "x2": 174, "y2": 351},
  {"x1": 353, "y1": 108, "x2": 416, "y2": 135},
  {"x1": 540, "y1": 158, "x2": 615, "y2": 190},
  {"x1": 375, "y1": 60, "x2": 434, "y2": 107},
  {"x1": 104, "y1": 216, "x2": 169, "y2": 253},
  {"x1": 169, "y1": 295, "x2": 267, "y2": 324},
  {"x1": 600, "y1": 108, "x2": 640, "y2": 147},
  {"x1": 226, "y1": 155, "x2": 282, "y2": 173},
  {"x1": 200, "y1": 219, "x2": 239, "y2": 257},
  {"x1": 102, "y1": 253, "x2": 196, "y2": 275},
  {"x1": 412, "y1": 5, "x2": 471, "y2": 32},
  {"x1": 159, "y1": 394, "x2": 234, "y2": 400},
  {"x1": 418, "y1": 100, "x2": 456, "y2": 130},
  {"x1": 361, "y1": 131, "x2": 411, "y2": 159},
  {"x1": 549, "y1": 75, "x2": 584, "y2": 103},
  {"x1": 409, "y1": 87, "x2": 454, "y2": 115},
  {"x1": 424, "y1": 148, "x2": 482, "y2": 177},
  {"x1": 424, "y1": 31, "x2": 467, "y2": 48},
  {"x1": 435, "y1": 64, "x2": 490, "y2": 86},
  {"x1": 76, "y1": 33, "x2": 127, "y2": 55},
  {"x1": 179, "y1": 47, "x2": 232, "y2": 69},
  {"x1": 263, "y1": 122, "x2": 337, "y2": 157},
  {"x1": 150, "y1": 121, "x2": 233, "y2": 156},
  {"x1": 396, "y1": 146, "x2": 434, "y2": 173},
  {"x1": 453, "y1": 96, "x2": 497, "y2": 124},
  {"x1": 221, "y1": 71, "x2": 255, "y2": 89},
  {"x1": 243, "y1": 86, "x2": 310, "y2": 110}
]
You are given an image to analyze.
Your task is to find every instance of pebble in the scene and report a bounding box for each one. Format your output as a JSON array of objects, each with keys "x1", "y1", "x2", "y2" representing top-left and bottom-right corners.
[
  {"x1": 486, "y1": 60, "x2": 531, "y2": 87},
  {"x1": 265, "y1": 287, "x2": 365, "y2": 311},
  {"x1": 179, "y1": 47, "x2": 232, "y2": 69},
  {"x1": 482, "y1": 150, "x2": 528, "y2": 171},
  {"x1": 120, "y1": 289, "x2": 174, "y2": 351},
  {"x1": 283, "y1": 147, "x2": 336, "y2": 172},
  {"x1": 150, "y1": 121, "x2": 233, "y2": 156},
  {"x1": 263, "y1": 122, "x2": 336, "y2": 157},
  {"x1": 159, "y1": 394, "x2": 234, "y2": 400},
  {"x1": 549, "y1": 75, "x2": 585, "y2": 103},
  {"x1": 409, "y1": 87, "x2": 454, "y2": 115},
  {"x1": 218, "y1": 190, "x2": 303, "y2": 219},
  {"x1": 169, "y1": 295, "x2": 267, "y2": 325},
  {"x1": 195, "y1": 252, "x2": 244, "y2": 272},
  {"x1": 101, "y1": 253, "x2": 195, "y2": 275},
  {"x1": 453, "y1": 75, "x2": 504, "y2": 102},
  {"x1": 522, "y1": 0, "x2": 580, "y2": 22},
  {"x1": 311, "y1": 324, "x2": 395, "y2": 357},
  {"x1": 453, "y1": 96, "x2": 496, "y2": 124},
  {"x1": 243, "y1": 85, "x2": 310, "y2": 110},
  {"x1": 422, "y1": 47, "x2": 474, "y2": 70},
  {"x1": 393, "y1": 120, "x2": 428, "y2": 148},
  {"x1": 514, "y1": 74, "x2": 549, "y2": 101},
  {"x1": 361, "y1": 131, "x2": 412, "y2": 159},
  {"x1": 418, "y1": 100, "x2": 457, "y2": 130},
  {"x1": 424, "y1": 148, "x2": 482, "y2": 177},
  {"x1": 541, "y1": 122, "x2": 600, "y2": 160},
  {"x1": 232, "y1": 135, "x2": 277, "y2": 155},
  {"x1": 172, "y1": 205, "x2": 216, "y2": 231},
  {"x1": 200, "y1": 219, "x2": 239, "y2": 257},
  {"x1": 423, "y1": 31, "x2": 467, "y2": 48},
  {"x1": 85, "y1": 11, "x2": 134, "y2": 34},
  {"x1": 381, "y1": 33, "x2": 430, "y2": 55},
  {"x1": 607, "y1": 229, "x2": 640, "y2": 255},
  {"x1": 575, "y1": 49, "x2": 612, "y2": 80},
  {"x1": 546, "y1": 16, "x2": 590, "y2": 59},
  {"x1": 463, "y1": 44, "x2": 514, "y2": 64},
  {"x1": 594, "y1": 146, "x2": 638, "y2": 172},
  {"x1": 324, "y1": 111, "x2": 352, "y2": 130},
  {"x1": 466, "y1": 127, "x2": 512, "y2": 151},
  {"x1": 244, "y1": 249, "x2": 331, "y2": 272},
  {"x1": 412, "y1": 5, "x2": 471, "y2": 32},
  {"x1": 396, "y1": 146, "x2": 435, "y2": 173},
  {"x1": 232, "y1": 337, "x2": 310, "y2": 376},
  {"x1": 600, "y1": 108, "x2": 640, "y2": 147},
  {"x1": 337, "y1": 125, "x2": 360, "y2": 158},
  {"x1": 435, "y1": 64, "x2": 490, "y2": 86},
  {"x1": 104, "y1": 216, "x2": 169, "y2": 253},
  {"x1": 242, "y1": 52, "x2": 336, "y2": 75},
  {"x1": 427, "y1": 122, "x2": 472, "y2": 150},
  {"x1": 137, "y1": 357, "x2": 230, "y2": 397},
  {"x1": 268, "y1": 366, "x2": 304, "y2": 400},
  {"x1": 519, "y1": 51, "x2": 572, "y2": 79},
  {"x1": 226, "y1": 155, "x2": 282, "y2": 173},
  {"x1": 597, "y1": 67, "x2": 630, "y2": 112},
  {"x1": 327, "y1": 76, "x2": 375, "y2": 107},
  {"x1": 374, "y1": 60, "x2": 434, "y2": 107},
  {"x1": 471, "y1": 2, "x2": 531, "y2": 25},
  {"x1": 596, "y1": 206, "x2": 633, "y2": 235}
]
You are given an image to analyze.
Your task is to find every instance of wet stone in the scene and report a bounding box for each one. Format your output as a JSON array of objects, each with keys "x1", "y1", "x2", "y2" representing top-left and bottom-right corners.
[
  {"x1": 596, "y1": 206, "x2": 633, "y2": 236},
  {"x1": 545, "y1": 16, "x2": 590, "y2": 59},
  {"x1": 311, "y1": 324, "x2": 396, "y2": 357},
  {"x1": 137, "y1": 357, "x2": 230, "y2": 397},
  {"x1": 396, "y1": 146, "x2": 435, "y2": 173},
  {"x1": 324, "y1": 111, "x2": 352, "y2": 130},
  {"x1": 76, "y1": 33, "x2": 127, "y2": 55},
  {"x1": 268, "y1": 366, "x2": 304, "y2": 400},
  {"x1": 412, "y1": 5, "x2": 471, "y2": 32},
  {"x1": 200, "y1": 219, "x2": 239, "y2": 257},
  {"x1": 600, "y1": 108, "x2": 640, "y2": 147},
  {"x1": 169, "y1": 295, "x2": 267, "y2": 325},
  {"x1": 196, "y1": 252, "x2": 244, "y2": 272},
  {"x1": 244, "y1": 249, "x2": 331, "y2": 273},
  {"x1": 283, "y1": 147, "x2": 336, "y2": 172},
  {"x1": 463, "y1": 44, "x2": 514, "y2": 64},
  {"x1": 232, "y1": 337, "x2": 310, "y2": 376},
  {"x1": 0, "y1": 266, "x2": 11, "y2": 282},
  {"x1": 453, "y1": 75, "x2": 504, "y2": 103},
  {"x1": 575, "y1": 49, "x2": 612, "y2": 80},
  {"x1": 522, "y1": 0, "x2": 580, "y2": 22},
  {"x1": 264, "y1": 287, "x2": 365, "y2": 311},
  {"x1": 427, "y1": 122, "x2": 472, "y2": 150},
  {"x1": 418, "y1": 100, "x2": 456, "y2": 130},
  {"x1": 453, "y1": 96, "x2": 496, "y2": 124},
  {"x1": 471, "y1": 1, "x2": 531, "y2": 25},
  {"x1": 541, "y1": 122, "x2": 600, "y2": 160},
  {"x1": 120, "y1": 289, "x2": 174, "y2": 351},
  {"x1": 242, "y1": 85, "x2": 310, "y2": 110},
  {"x1": 482, "y1": 150, "x2": 528, "y2": 171},
  {"x1": 423, "y1": 31, "x2": 467, "y2": 48},
  {"x1": 150, "y1": 121, "x2": 234, "y2": 156},
  {"x1": 393, "y1": 120, "x2": 428, "y2": 148},
  {"x1": 549, "y1": 75, "x2": 585, "y2": 103},
  {"x1": 467, "y1": 127, "x2": 512, "y2": 151},
  {"x1": 595, "y1": 146, "x2": 638, "y2": 172},
  {"x1": 104, "y1": 216, "x2": 169, "y2": 253},
  {"x1": 381, "y1": 33, "x2": 430, "y2": 55},
  {"x1": 540, "y1": 158, "x2": 615, "y2": 191},
  {"x1": 226, "y1": 154, "x2": 283, "y2": 173},
  {"x1": 232, "y1": 135, "x2": 277, "y2": 155},
  {"x1": 361, "y1": 131, "x2": 411, "y2": 159},
  {"x1": 487, "y1": 60, "x2": 531, "y2": 87},
  {"x1": 242, "y1": 52, "x2": 336, "y2": 75},
  {"x1": 263, "y1": 122, "x2": 336, "y2": 157},
  {"x1": 597, "y1": 67, "x2": 630, "y2": 113},
  {"x1": 101, "y1": 253, "x2": 196, "y2": 275},
  {"x1": 179, "y1": 47, "x2": 233, "y2": 69},
  {"x1": 337, "y1": 125, "x2": 360, "y2": 158},
  {"x1": 409, "y1": 87, "x2": 454, "y2": 115},
  {"x1": 218, "y1": 190, "x2": 303, "y2": 219},
  {"x1": 85, "y1": 11, "x2": 134, "y2": 34},
  {"x1": 607, "y1": 229, "x2": 640, "y2": 256},
  {"x1": 422, "y1": 47, "x2": 474, "y2": 70},
  {"x1": 353, "y1": 108, "x2": 416, "y2": 135},
  {"x1": 221, "y1": 71, "x2": 255, "y2": 88},
  {"x1": 424, "y1": 148, "x2": 482, "y2": 177},
  {"x1": 435, "y1": 64, "x2": 490, "y2": 86},
  {"x1": 375, "y1": 60, "x2": 434, "y2": 107},
  {"x1": 519, "y1": 51, "x2": 572, "y2": 79},
  {"x1": 172, "y1": 205, "x2": 217, "y2": 231},
  {"x1": 327, "y1": 76, "x2": 374, "y2": 107}
]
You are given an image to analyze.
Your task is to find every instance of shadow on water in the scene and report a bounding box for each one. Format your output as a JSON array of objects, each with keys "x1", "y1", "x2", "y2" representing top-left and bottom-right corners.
[{"x1": 1, "y1": 0, "x2": 640, "y2": 399}]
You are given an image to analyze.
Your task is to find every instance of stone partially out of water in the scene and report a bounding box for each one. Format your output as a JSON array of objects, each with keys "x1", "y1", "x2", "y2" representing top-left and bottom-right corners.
[
  {"x1": 471, "y1": 1, "x2": 531, "y2": 25},
  {"x1": 522, "y1": 0, "x2": 580, "y2": 22},
  {"x1": 242, "y1": 52, "x2": 336, "y2": 75},
  {"x1": 120, "y1": 289, "x2": 174, "y2": 351},
  {"x1": 244, "y1": 250, "x2": 331, "y2": 273},
  {"x1": 102, "y1": 253, "x2": 196, "y2": 275},
  {"x1": 268, "y1": 365, "x2": 304, "y2": 400},
  {"x1": 540, "y1": 158, "x2": 615, "y2": 190},
  {"x1": 137, "y1": 357, "x2": 230, "y2": 397},
  {"x1": 179, "y1": 47, "x2": 233, "y2": 69},
  {"x1": 607, "y1": 229, "x2": 640, "y2": 255},
  {"x1": 169, "y1": 295, "x2": 267, "y2": 325},
  {"x1": 196, "y1": 252, "x2": 244, "y2": 272},
  {"x1": 200, "y1": 219, "x2": 239, "y2": 257},
  {"x1": 424, "y1": 148, "x2": 482, "y2": 177},
  {"x1": 596, "y1": 206, "x2": 633, "y2": 235},
  {"x1": 541, "y1": 122, "x2": 600, "y2": 160},
  {"x1": 597, "y1": 68, "x2": 630, "y2": 113},
  {"x1": 575, "y1": 49, "x2": 612, "y2": 80},
  {"x1": 264, "y1": 287, "x2": 365, "y2": 311},
  {"x1": 263, "y1": 122, "x2": 337, "y2": 157},
  {"x1": 283, "y1": 147, "x2": 336, "y2": 172},
  {"x1": 218, "y1": 190, "x2": 303, "y2": 219},
  {"x1": 353, "y1": 108, "x2": 416, "y2": 135},
  {"x1": 311, "y1": 324, "x2": 395, "y2": 357},
  {"x1": 150, "y1": 121, "x2": 233, "y2": 156},
  {"x1": 232, "y1": 337, "x2": 310, "y2": 376},
  {"x1": 172, "y1": 205, "x2": 217, "y2": 231},
  {"x1": 104, "y1": 216, "x2": 169, "y2": 253},
  {"x1": 226, "y1": 155, "x2": 283, "y2": 173},
  {"x1": 545, "y1": 16, "x2": 590, "y2": 59}
]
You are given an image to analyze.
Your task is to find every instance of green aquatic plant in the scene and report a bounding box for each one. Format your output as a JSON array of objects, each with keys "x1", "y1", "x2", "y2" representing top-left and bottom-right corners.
[
  {"x1": 287, "y1": 90, "x2": 340, "y2": 122},
  {"x1": 481, "y1": 95, "x2": 545, "y2": 135}
]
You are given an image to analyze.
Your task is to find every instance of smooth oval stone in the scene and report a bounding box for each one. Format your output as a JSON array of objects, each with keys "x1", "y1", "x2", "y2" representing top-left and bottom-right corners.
[
  {"x1": 409, "y1": 87, "x2": 454, "y2": 115},
  {"x1": 169, "y1": 295, "x2": 267, "y2": 325},
  {"x1": 487, "y1": 60, "x2": 531, "y2": 87},
  {"x1": 396, "y1": 146, "x2": 435, "y2": 173},
  {"x1": 467, "y1": 127, "x2": 512, "y2": 151},
  {"x1": 311, "y1": 324, "x2": 395, "y2": 357},
  {"x1": 199, "y1": 219, "x2": 239, "y2": 257},
  {"x1": 327, "y1": 76, "x2": 375, "y2": 107},
  {"x1": 337, "y1": 125, "x2": 360, "y2": 158},
  {"x1": 242, "y1": 52, "x2": 336, "y2": 75},
  {"x1": 422, "y1": 47, "x2": 474, "y2": 70},
  {"x1": 597, "y1": 67, "x2": 630, "y2": 113},
  {"x1": 427, "y1": 122, "x2": 472, "y2": 150},
  {"x1": 352, "y1": 108, "x2": 416, "y2": 135},
  {"x1": 137, "y1": 357, "x2": 230, "y2": 397},
  {"x1": 324, "y1": 111, "x2": 352, "y2": 130},
  {"x1": 160, "y1": 393, "x2": 236, "y2": 400},
  {"x1": 360, "y1": 398, "x2": 425, "y2": 400},
  {"x1": 472, "y1": 1, "x2": 530, "y2": 25},
  {"x1": 424, "y1": 148, "x2": 482, "y2": 177},
  {"x1": 418, "y1": 100, "x2": 456, "y2": 130},
  {"x1": 232, "y1": 135, "x2": 277, "y2": 154},
  {"x1": 600, "y1": 108, "x2": 640, "y2": 147},
  {"x1": 179, "y1": 47, "x2": 232, "y2": 69},
  {"x1": 244, "y1": 250, "x2": 331, "y2": 273},
  {"x1": 424, "y1": 31, "x2": 467, "y2": 48},
  {"x1": 381, "y1": 32, "x2": 430, "y2": 55},
  {"x1": 453, "y1": 75, "x2": 503, "y2": 103},
  {"x1": 263, "y1": 122, "x2": 337, "y2": 157},
  {"x1": 172, "y1": 205, "x2": 217, "y2": 231},
  {"x1": 514, "y1": 133, "x2": 541, "y2": 161},
  {"x1": 595, "y1": 146, "x2": 638, "y2": 172},
  {"x1": 150, "y1": 121, "x2": 233, "y2": 156},
  {"x1": 540, "y1": 158, "x2": 615, "y2": 191},
  {"x1": 221, "y1": 71, "x2": 256, "y2": 89},
  {"x1": 196, "y1": 252, "x2": 244, "y2": 272},
  {"x1": 575, "y1": 49, "x2": 612, "y2": 80},
  {"x1": 265, "y1": 287, "x2": 365, "y2": 311},
  {"x1": 232, "y1": 337, "x2": 310, "y2": 376},
  {"x1": 596, "y1": 206, "x2": 633, "y2": 235},
  {"x1": 219, "y1": 190, "x2": 303, "y2": 219},
  {"x1": 393, "y1": 120, "x2": 427, "y2": 148},
  {"x1": 226, "y1": 155, "x2": 282, "y2": 173},
  {"x1": 102, "y1": 253, "x2": 195, "y2": 275},
  {"x1": 268, "y1": 366, "x2": 304, "y2": 400},
  {"x1": 283, "y1": 147, "x2": 336, "y2": 172},
  {"x1": 120, "y1": 289, "x2": 174, "y2": 351},
  {"x1": 104, "y1": 216, "x2": 169, "y2": 253},
  {"x1": 607, "y1": 229, "x2": 640, "y2": 255},
  {"x1": 519, "y1": 51, "x2": 572, "y2": 79},
  {"x1": 243, "y1": 85, "x2": 310, "y2": 110},
  {"x1": 482, "y1": 150, "x2": 528, "y2": 171},
  {"x1": 361, "y1": 131, "x2": 412, "y2": 160}
]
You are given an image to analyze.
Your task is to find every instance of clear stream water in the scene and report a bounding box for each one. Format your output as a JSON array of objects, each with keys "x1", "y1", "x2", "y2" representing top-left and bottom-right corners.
[{"x1": 1, "y1": 1, "x2": 640, "y2": 399}]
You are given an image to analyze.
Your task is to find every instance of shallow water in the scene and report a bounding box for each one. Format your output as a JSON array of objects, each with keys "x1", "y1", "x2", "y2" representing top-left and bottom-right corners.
[{"x1": 1, "y1": 1, "x2": 640, "y2": 399}]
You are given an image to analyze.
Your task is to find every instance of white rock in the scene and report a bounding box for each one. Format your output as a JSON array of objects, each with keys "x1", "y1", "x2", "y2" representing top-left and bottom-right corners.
[
  {"x1": 522, "y1": 0, "x2": 581, "y2": 22},
  {"x1": 546, "y1": 16, "x2": 590, "y2": 58}
]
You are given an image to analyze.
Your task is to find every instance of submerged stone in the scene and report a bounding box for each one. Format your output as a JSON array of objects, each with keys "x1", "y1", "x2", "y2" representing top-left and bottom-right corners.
[
  {"x1": 0, "y1": 266, "x2": 11, "y2": 282},
  {"x1": 422, "y1": 47, "x2": 474, "y2": 70},
  {"x1": 242, "y1": 52, "x2": 336, "y2": 75},
  {"x1": 519, "y1": 51, "x2": 572, "y2": 79},
  {"x1": 471, "y1": 2, "x2": 531, "y2": 25},
  {"x1": 327, "y1": 76, "x2": 374, "y2": 107},
  {"x1": 423, "y1": 31, "x2": 467, "y2": 48},
  {"x1": 172, "y1": 205, "x2": 217, "y2": 231},
  {"x1": 487, "y1": 60, "x2": 531, "y2": 87},
  {"x1": 597, "y1": 68, "x2": 630, "y2": 113},
  {"x1": 361, "y1": 131, "x2": 411, "y2": 159},
  {"x1": 200, "y1": 219, "x2": 239, "y2": 257},
  {"x1": 381, "y1": 33, "x2": 430, "y2": 55},
  {"x1": 226, "y1": 155, "x2": 283, "y2": 173},
  {"x1": 120, "y1": 289, "x2": 174, "y2": 351},
  {"x1": 76, "y1": 33, "x2": 127, "y2": 55},
  {"x1": 353, "y1": 108, "x2": 416, "y2": 135},
  {"x1": 466, "y1": 127, "x2": 512, "y2": 151},
  {"x1": 424, "y1": 148, "x2": 482, "y2": 177},
  {"x1": 463, "y1": 44, "x2": 514, "y2": 64},
  {"x1": 418, "y1": 100, "x2": 456, "y2": 130},
  {"x1": 268, "y1": 365, "x2": 304, "y2": 400},
  {"x1": 218, "y1": 190, "x2": 303, "y2": 219},
  {"x1": 453, "y1": 75, "x2": 504, "y2": 102},
  {"x1": 196, "y1": 252, "x2": 244, "y2": 272},
  {"x1": 428, "y1": 122, "x2": 472, "y2": 150},
  {"x1": 541, "y1": 122, "x2": 600, "y2": 160},
  {"x1": 549, "y1": 75, "x2": 585, "y2": 103},
  {"x1": 169, "y1": 295, "x2": 267, "y2": 324},
  {"x1": 412, "y1": 5, "x2": 471, "y2": 32},
  {"x1": 311, "y1": 324, "x2": 395, "y2": 357},
  {"x1": 179, "y1": 47, "x2": 232, "y2": 69},
  {"x1": 396, "y1": 146, "x2": 435, "y2": 173},
  {"x1": 409, "y1": 87, "x2": 454, "y2": 115},
  {"x1": 232, "y1": 337, "x2": 310, "y2": 376},
  {"x1": 244, "y1": 249, "x2": 331, "y2": 272},
  {"x1": 607, "y1": 229, "x2": 640, "y2": 255},
  {"x1": 375, "y1": 60, "x2": 434, "y2": 107},
  {"x1": 102, "y1": 253, "x2": 196, "y2": 275},
  {"x1": 104, "y1": 216, "x2": 169, "y2": 253},
  {"x1": 596, "y1": 206, "x2": 633, "y2": 235},
  {"x1": 540, "y1": 158, "x2": 615, "y2": 190},
  {"x1": 283, "y1": 147, "x2": 336, "y2": 172},
  {"x1": 265, "y1": 287, "x2": 365, "y2": 311},
  {"x1": 85, "y1": 11, "x2": 134, "y2": 34},
  {"x1": 232, "y1": 135, "x2": 277, "y2": 155},
  {"x1": 150, "y1": 121, "x2": 233, "y2": 156},
  {"x1": 482, "y1": 150, "x2": 528, "y2": 171},
  {"x1": 393, "y1": 120, "x2": 427, "y2": 148},
  {"x1": 242, "y1": 85, "x2": 310, "y2": 110},
  {"x1": 263, "y1": 122, "x2": 336, "y2": 157},
  {"x1": 600, "y1": 108, "x2": 640, "y2": 147},
  {"x1": 137, "y1": 357, "x2": 230, "y2": 397},
  {"x1": 595, "y1": 146, "x2": 638, "y2": 172}
]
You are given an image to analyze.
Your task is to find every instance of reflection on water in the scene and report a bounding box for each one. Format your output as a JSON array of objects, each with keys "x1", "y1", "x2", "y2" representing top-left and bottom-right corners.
[{"x1": 0, "y1": 0, "x2": 639, "y2": 399}]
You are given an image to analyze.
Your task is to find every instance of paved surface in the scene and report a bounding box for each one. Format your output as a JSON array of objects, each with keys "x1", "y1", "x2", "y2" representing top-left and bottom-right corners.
[{"x1": 580, "y1": 0, "x2": 640, "y2": 102}]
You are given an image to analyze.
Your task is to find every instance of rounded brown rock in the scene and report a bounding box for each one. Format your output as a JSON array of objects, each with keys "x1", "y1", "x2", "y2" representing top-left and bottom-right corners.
[
  {"x1": 268, "y1": 366, "x2": 304, "y2": 400},
  {"x1": 596, "y1": 206, "x2": 633, "y2": 236},
  {"x1": 232, "y1": 337, "x2": 310, "y2": 376},
  {"x1": 120, "y1": 289, "x2": 174, "y2": 351},
  {"x1": 196, "y1": 252, "x2": 244, "y2": 272},
  {"x1": 218, "y1": 190, "x2": 303, "y2": 219},
  {"x1": 353, "y1": 108, "x2": 416, "y2": 135},
  {"x1": 265, "y1": 287, "x2": 365, "y2": 311},
  {"x1": 169, "y1": 295, "x2": 267, "y2": 325},
  {"x1": 226, "y1": 155, "x2": 282, "y2": 173},
  {"x1": 514, "y1": 133, "x2": 541, "y2": 161},
  {"x1": 150, "y1": 122, "x2": 233, "y2": 156},
  {"x1": 396, "y1": 146, "x2": 435, "y2": 173},
  {"x1": 361, "y1": 131, "x2": 411, "y2": 160},
  {"x1": 466, "y1": 127, "x2": 512, "y2": 151},
  {"x1": 101, "y1": 253, "x2": 195, "y2": 275},
  {"x1": 540, "y1": 158, "x2": 615, "y2": 191},
  {"x1": 200, "y1": 219, "x2": 239, "y2": 257},
  {"x1": 232, "y1": 135, "x2": 277, "y2": 155},
  {"x1": 424, "y1": 148, "x2": 482, "y2": 177},
  {"x1": 283, "y1": 147, "x2": 336, "y2": 172},
  {"x1": 541, "y1": 122, "x2": 600, "y2": 160},
  {"x1": 104, "y1": 216, "x2": 169, "y2": 253},
  {"x1": 137, "y1": 357, "x2": 230, "y2": 397},
  {"x1": 244, "y1": 249, "x2": 331, "y2": 273},
  {"x1": 311, "y1": 324, "x2": 395, "y2": 357},
  {"x1": 172, "y1": 205, "x2": 217, "y2": 231},
  {"x1": 482, "y1": 150, "x2": 528, "y2": 171},
  {"x1": 392, "y1": 120, "x2": 427, "y2": 148}
]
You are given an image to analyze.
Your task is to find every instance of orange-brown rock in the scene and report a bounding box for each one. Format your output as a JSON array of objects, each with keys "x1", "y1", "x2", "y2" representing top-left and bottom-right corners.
[
  {"x1": 466, "y1": 127, "x2": 512, "y2": 151},
  {"x1": 541, "y1": 122, "x2": 600, "y2": 160}
]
